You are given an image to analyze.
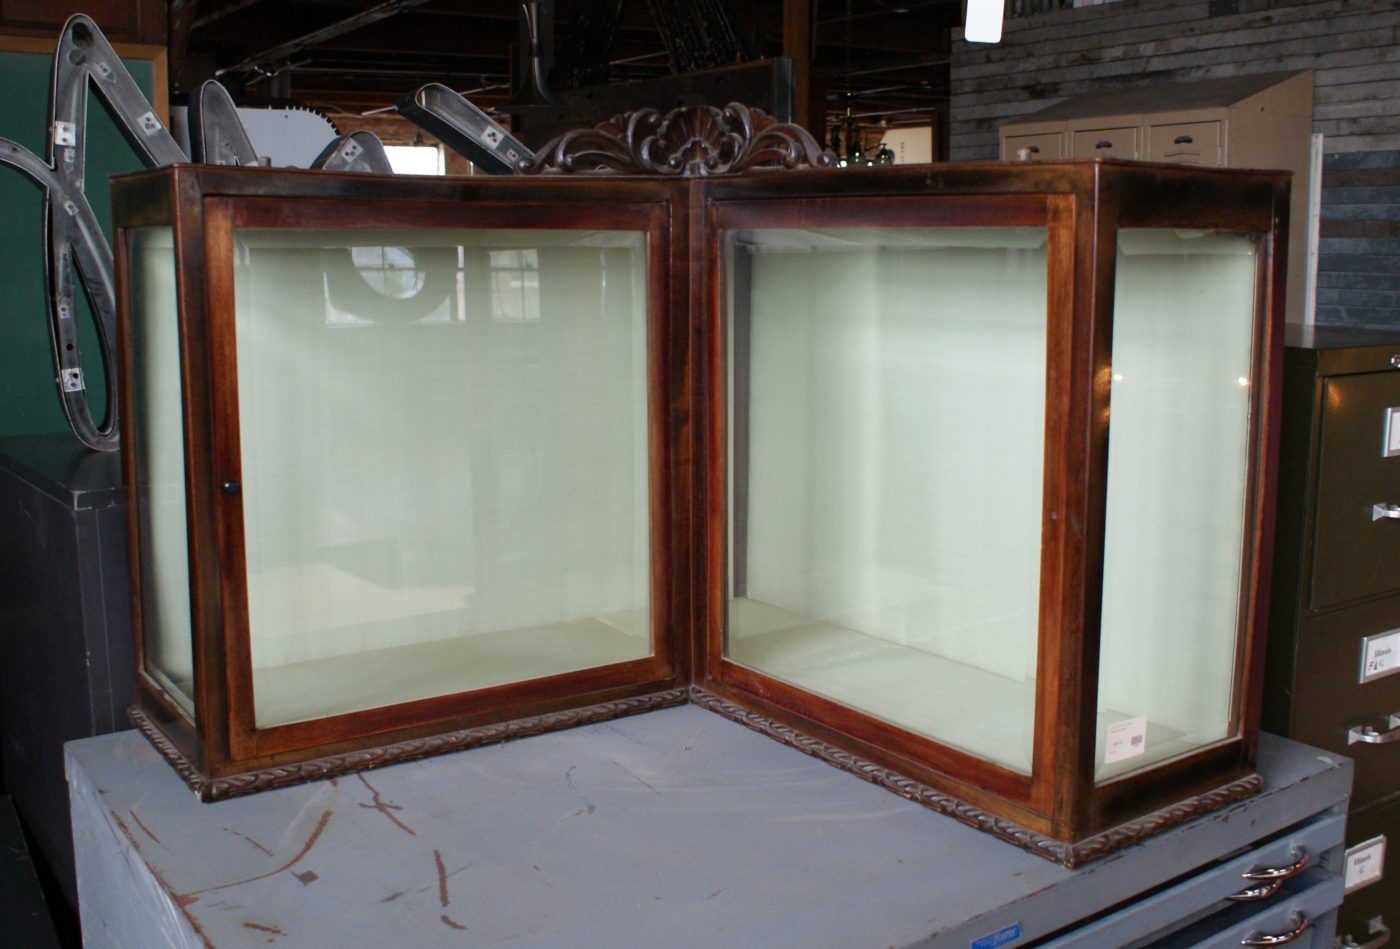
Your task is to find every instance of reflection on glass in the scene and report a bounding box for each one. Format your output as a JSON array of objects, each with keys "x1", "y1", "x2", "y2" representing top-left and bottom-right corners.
[
  {"x1": 131, "y1": 227, "x2": 196, "y2": 718},
  {"x1": 1095, "y1": 230, "x2": 1258, "y2": 781},
  {"x1": 489, "y1": 249, "x2": 540, "y2": 322},
  {"x1": 726, "y1": 227, "x2": 1048, "y2": 773},
  {"x1": 232, "y1": 229, "x2": 651, "y2": 727},
  {"x1": 350, "y1": 246, "x2": 427, "y2": 300}
]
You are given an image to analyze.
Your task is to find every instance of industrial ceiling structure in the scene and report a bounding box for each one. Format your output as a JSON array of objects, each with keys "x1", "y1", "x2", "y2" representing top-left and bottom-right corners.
[{"x1": 171, "y1": 0, "x2": 965, "y2": 151}]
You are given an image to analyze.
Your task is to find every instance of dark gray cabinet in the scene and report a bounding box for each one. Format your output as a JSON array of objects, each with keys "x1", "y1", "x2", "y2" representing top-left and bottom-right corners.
[{"x1": 0, "y1": 434, "x2": 134, "y2": 911}]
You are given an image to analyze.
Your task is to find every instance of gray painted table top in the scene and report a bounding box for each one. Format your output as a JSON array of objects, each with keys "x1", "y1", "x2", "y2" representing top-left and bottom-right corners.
[{"x1": 65, "y1": 706, "x2": 1351, "y2": 948}]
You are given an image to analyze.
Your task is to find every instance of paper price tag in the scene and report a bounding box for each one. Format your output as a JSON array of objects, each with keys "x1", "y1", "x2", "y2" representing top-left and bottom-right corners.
[{"x1": 1104, "y1": 715, "x2": 1148, "y2": 764}]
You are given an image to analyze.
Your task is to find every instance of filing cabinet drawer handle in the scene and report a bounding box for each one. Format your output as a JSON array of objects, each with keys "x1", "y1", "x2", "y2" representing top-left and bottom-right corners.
[
  {"x1": 1373, "y1": 503, "x2": 1400, "y2": 521},
  {"x1": 1241, "y1": 848, "x2": 1309, "y2": 880},
  {"x1": 1241, "y1": 913, "x2": 1310, "y2": 946},
  {"x1": 1095, "y1": 140, "x2": 1114, "y2": 149},
  {"x1": 1337, "y1": 917, "x2": 1392, "y2": 949},
  {"x1": 1348, "y1": 714, "x2": 1400, "y2": 744},
  {"x1": 1226, "y1": 848, "x2": 1309, "y2": 901},
  {"x1": 1174, "y1": 134, "x2": 1194, "y2": 144},
  {"x1": 1227, "y1": 878, "x2": 1283, "y2": 900}
]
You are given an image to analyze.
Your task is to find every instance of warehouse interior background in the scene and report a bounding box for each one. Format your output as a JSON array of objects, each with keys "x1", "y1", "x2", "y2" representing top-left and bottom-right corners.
[{"x1": 0, "y1": 0, "x2": 1398, "y2": 944}]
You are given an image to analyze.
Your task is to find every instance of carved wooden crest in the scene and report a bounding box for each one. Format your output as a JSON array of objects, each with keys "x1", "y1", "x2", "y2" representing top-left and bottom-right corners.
[{"x1": 518, "y1": 102, "x2": 834, "y2": 176}]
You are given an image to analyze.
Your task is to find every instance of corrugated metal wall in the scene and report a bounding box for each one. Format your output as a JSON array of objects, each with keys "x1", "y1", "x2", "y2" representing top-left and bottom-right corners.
[
  {"x1": 951, "y1": 0, "x2": 1400, "y2": 160},
  {"x1": 1318, "y1": 150, "x2": 1400, "y2": 326},
  {"x1": 950, "y1": 0, "x2": 1400, "y2": 327}
]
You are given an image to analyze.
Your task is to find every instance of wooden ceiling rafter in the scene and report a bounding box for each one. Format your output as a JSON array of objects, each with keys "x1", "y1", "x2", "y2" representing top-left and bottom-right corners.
[{"x1": 178, "y1": 0, "x2": 956, "y2": 143}]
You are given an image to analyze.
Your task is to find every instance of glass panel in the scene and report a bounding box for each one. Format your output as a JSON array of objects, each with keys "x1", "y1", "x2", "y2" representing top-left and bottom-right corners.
[
  {"x1": 726, "y1": 227, "x2": 1049, "y2": 774},
  {"x1": 232, "y1": 228, "x2": 651, "y2": 727},
  {"x1": 1095, "y1": 229, "x2": 1258, "y2": 782},
  {"x1": 130, "y1": 227, "x2": 196, "y2": 718}
]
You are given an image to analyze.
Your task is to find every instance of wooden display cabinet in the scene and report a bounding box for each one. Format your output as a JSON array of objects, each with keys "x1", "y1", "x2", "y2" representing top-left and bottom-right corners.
[{"x1": 112, "y1": 107, "x2": 1290, "y2": 865}]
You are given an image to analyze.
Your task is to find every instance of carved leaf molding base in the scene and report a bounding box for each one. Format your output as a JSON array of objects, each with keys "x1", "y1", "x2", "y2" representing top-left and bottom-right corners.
[
  {"x1": 129, "y1": 688, "x2": 690, "y2": 802},
  {"x1": 130, "y1": 687, "x2": 1262, "y2": 866},
  {"x1": 687, "y1": 688, "x2": 1264, "y2": 868}
]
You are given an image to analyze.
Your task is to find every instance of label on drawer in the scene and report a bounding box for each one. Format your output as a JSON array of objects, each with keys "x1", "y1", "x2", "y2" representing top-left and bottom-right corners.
[
  {"x1": 971, "y1": 923, "x2": 1021, "y2": 949},
  {"x1": 1360, "y1": 628, "x2": 1400, "y2": 683},
  {"x1": 1345, "y1": 834, "x2": 1386, "y2": 892},
  {"x1": 1385, "y1": 406, "x2": 1400, "y2": 457},
  {"x1": 1104, "y1": 716, "x2": 1148, "y2": 763}
]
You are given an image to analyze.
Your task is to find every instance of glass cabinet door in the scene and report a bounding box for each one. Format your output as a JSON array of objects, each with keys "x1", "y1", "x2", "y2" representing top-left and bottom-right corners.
[
  {"x1": 724, "y1": 225, "x2": 1049, "y2": 773},
  {"x1": 228, "y1": 227, "x2": 653, "y2": 728},
  {"x1": 129, "y1": 226, "x2": 196, "y2": 719},
  {"x1": 1094, "y1": 229, "x2": 1260, "y2": 781}
]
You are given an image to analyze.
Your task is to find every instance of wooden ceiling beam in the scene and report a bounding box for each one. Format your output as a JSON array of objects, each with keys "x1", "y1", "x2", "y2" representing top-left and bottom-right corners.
[
  {"x1": 192, "y1": 0, "x2": 277, "y2": 30},
  {"x1": 216, "y1": 0, "x2": 445, "y2": 76},
  {"x1": 312, "y1": 16, "x2": 515, "y2": 57},
  {"x1": 814, "y1": 19, "x2": 949, "y2": 56},
  {"x1": 309, "y1": 14, "x2": 664, "y2": 60},
  {"x1": 180, "y1": 0, "x2": 960, "y2": 124}
]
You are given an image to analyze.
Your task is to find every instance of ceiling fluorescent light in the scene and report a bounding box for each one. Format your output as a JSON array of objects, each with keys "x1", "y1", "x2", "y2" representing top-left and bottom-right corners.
[{"x1": 964, "y1": 0, "x2": 1004, "y2": 44}]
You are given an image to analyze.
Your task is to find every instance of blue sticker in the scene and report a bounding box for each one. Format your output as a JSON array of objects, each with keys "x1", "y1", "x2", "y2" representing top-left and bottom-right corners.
[{"x1": 971, "y1": 923, "x2": 1022, "y2": 949}]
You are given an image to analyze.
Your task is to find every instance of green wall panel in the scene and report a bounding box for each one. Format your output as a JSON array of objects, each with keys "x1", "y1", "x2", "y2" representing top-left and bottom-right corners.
[{"x1": 0, "y1": 50, "x2": 156, "y2": 439}]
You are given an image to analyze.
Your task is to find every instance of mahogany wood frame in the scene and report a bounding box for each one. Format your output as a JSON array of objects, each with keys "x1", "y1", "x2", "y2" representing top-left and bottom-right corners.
[
  {"x1": 115, "y1": 166, "x2": 691, "y2": 791},
  {"x1": 690, "y1": 162, "x2": 1288, "y2": 855},
  {"x1": 112, "y1": 159, "x2": 1288, "y2": 865}
]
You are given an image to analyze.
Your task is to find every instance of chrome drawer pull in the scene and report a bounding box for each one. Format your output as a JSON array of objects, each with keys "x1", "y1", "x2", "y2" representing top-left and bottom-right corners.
[
  {"x1": 1228, "y1": 878, "x2": 1283, "y2": 900},
  {"x1": 1242, "y1": 913, "x2": 1310, "y2": 946},
  {"x1": 1348, "y1": 714, "x2": 1400, "y2": 745},
  {"x1": 1337, "y1": 916, "x2": 1392, "y2": 949},
  {"x1": 1373, "y1": 503, "x2": 1400, "y2": 521},
  {"x1": 1226, "y1": 851, "x2": 1310, "y2": 901},
  {"x1": 1227, "y1": 848, "x2": 1308, "y2": 901},
  {"x1": 1243, "y1": 848, "x2": 1309, "y2": 880}
]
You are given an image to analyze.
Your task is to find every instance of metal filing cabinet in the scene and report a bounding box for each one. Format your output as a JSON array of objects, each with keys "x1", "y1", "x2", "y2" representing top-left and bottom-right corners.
[
  {"x1": 1338, "y1": 797, "x2": 1398, "y2": 948},
  {"x1": 998, "y1": 71, "x2": 1312, "y2": 168},
  {"x1": 1045, "y1": 805, "x2": 1346, "y2": 947},
  {"x1": 999, "y1": 71, "x2": 1313, "y2": 326},
  {"x1": 1265, "y1": 325, "x2": 1400, "y2": 946},
  {"x1": 67, "y1": 719, "x2": 1349, "y2": 947}
]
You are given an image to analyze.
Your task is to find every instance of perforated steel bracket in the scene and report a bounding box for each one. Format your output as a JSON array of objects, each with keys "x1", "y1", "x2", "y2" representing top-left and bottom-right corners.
[
  {"x1": 188, "y1": 79, "x2": 260, "y2": 166},
  {"x1": 397, "y1": 83, "x2": 533, "y2": 175},
  {"x1": 311, "y1": 130, "x2": 394, "y2": 174},
  {"x1": 0, "y1": 14, "x2": 187, "y2": 451},
  {"x1": 0, "y1": 16, "x2": 405, "y2": 450}
]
